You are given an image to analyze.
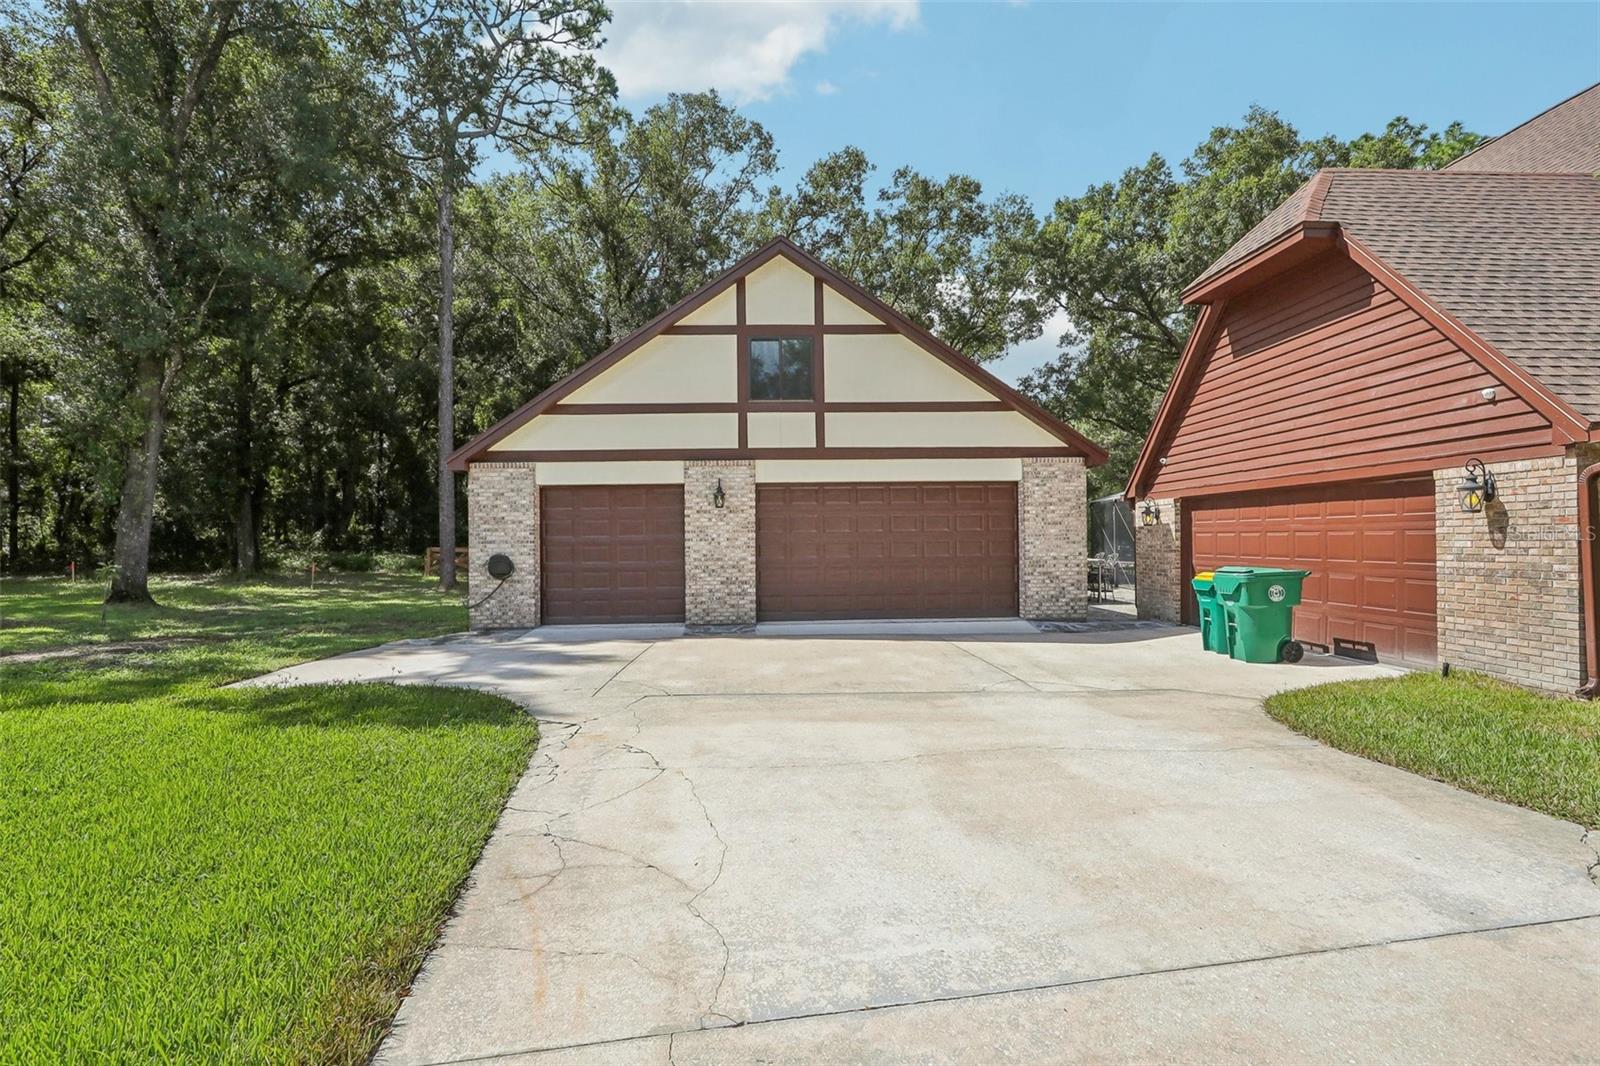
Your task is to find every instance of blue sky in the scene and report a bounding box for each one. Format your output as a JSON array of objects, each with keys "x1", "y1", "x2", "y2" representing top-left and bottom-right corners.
[{"x1": 596, "y1": 0, "x2": 1600, "y2": 381}]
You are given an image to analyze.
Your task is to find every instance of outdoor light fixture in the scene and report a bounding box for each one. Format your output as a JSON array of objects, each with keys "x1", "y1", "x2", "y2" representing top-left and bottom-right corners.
[
  {"x1": 1458, "y1": 458, "x2": 1496, "y2": 514},
  {"x1": 712, "y1": 478, "x2": 726, "y2": 509},
  {"x1": 1140, "y1": 500, "x2": 1160, "y2": 528}
]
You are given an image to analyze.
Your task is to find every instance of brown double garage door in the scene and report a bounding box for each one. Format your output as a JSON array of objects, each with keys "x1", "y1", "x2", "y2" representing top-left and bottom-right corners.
[
  {"x1": 1186, "y1": 479, "x2": 1437, "y2": 663},
  {"x1": 539, "y1": 482, "x2": 1018, "y2": 624}
]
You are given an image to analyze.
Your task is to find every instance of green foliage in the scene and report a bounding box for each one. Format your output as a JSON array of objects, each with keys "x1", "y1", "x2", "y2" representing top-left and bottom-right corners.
[
  {"x1": 1023, "y1": 106, "x2": 1483, "y2": 495},
  {"x1": 1266, "y1": 671, "x2": 1599, "y2": 829},
  {"x1": 753, "y1": 147, "x2": 1045, "y2": 361},
  {"x1": 2, "y1": 0, "x2": 1489, "y2": 570},
  {"x1": 0, "y1": 574, "x2": 534, "y2": 1062},
  {"x1": 455, "y1": 91, "x2": 777, "y2": 436}
]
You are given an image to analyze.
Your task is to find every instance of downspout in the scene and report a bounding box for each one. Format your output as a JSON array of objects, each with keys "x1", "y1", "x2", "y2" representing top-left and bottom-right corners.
[{"x1": 1579, "y1": 462, "x2": 1600, "y2": 697}]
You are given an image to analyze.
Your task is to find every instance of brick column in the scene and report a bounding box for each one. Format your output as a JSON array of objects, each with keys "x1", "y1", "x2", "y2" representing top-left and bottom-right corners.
[
  {"x1": 1134, "y1": 497, "x2": 1184, "y2": 623},
  {"x1": 684, "y1": 460, "x2": 756, "y2": 625},
  {"x1": 1435, "y1": 445, "x2": 1598, "y2": 692},
  {"x1": 1018, "y1": 457, "x2": 1087, "y2": 621},
  {"x1": 466, "y1": 462, "x2": 540, "y2": 630}
]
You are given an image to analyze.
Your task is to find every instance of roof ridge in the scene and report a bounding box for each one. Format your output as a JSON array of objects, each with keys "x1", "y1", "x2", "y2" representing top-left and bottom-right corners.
[
  {"x1": 1302, "y1": 170, "x2": 1333, "y2": 221},
  {"x1": 1319, "y1": 167, "x2": 1598, "y2": 178},
  {"x1": 1443, "y1": 80, "x2": 1600, "y2": 171}
]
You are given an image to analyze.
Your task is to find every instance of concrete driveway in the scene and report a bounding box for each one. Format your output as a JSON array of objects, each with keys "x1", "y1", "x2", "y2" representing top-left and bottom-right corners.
[{"x1": 255, "y1": 622, "x2": 1600, "y2": 1064}]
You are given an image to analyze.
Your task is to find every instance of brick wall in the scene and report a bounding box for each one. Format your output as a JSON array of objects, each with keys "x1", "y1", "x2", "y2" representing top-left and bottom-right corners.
[
  {"x1": 1435, "y1": 445, "x2": 1598, "y2": 693},
  {"x1": 466, "y1": 462, "x2": 540, "y2": 630},
  {"x1": 684, "y1": 460, "x2": 757, "y2": 625},
  {"x1": 1017, "y1": 457, "x2": 1088, "y2": 620},
  {"x1": 1135, "y1": 497, "x2": 1184, "y2": 623}
]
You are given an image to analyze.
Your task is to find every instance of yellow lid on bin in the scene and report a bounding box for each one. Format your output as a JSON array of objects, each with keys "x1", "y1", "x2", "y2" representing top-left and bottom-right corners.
[{"x1": 1194, "y1": 571, "x2": 1214, "y2": 581}]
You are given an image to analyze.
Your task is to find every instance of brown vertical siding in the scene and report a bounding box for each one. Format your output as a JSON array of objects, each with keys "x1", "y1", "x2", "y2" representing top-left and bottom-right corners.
[{"x1": 1146, "y1": 253, "x2": 1554, "y2": 498}]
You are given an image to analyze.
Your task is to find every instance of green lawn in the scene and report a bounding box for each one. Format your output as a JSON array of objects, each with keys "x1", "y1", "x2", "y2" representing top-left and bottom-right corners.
[
  {"x1": 0, "y1": 575, "x2": 538, "y2": 1063},
  {"x1": 1266, "y1": 671, "x2": 1600, "y2": 829}
]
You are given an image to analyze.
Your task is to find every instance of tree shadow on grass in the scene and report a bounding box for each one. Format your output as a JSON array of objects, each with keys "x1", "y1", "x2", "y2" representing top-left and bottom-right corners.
[{"x1": 207, "y1": 682, "x2": 534, "y2": 734}]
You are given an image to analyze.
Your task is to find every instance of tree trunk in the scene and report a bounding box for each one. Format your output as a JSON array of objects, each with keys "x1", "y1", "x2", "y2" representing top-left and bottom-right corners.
[
  {"x1": 436, "y1": 176, "x2": 458, "y2": 591},
  {"x1": 106, "y1": 354, "x2": 168, "y2": 603},
  {"x1": 233, "y1": 327, "x2": 259, "y2": 573},
  {"x1": 5, "y1": 362, "x2": 19, "y2": 571}
]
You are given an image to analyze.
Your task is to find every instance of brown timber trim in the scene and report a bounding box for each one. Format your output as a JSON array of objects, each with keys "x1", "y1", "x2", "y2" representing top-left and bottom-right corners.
[
  {"x1": 1156, "y1": 441, "x2": 1566, "y2": 500},
  {"x1": 814, "y1": 278, "x2": 826, "y2": 447},
  {"x1": 827, "y1": 400, "x2": 1008, "y2": 412},
  {"x1": 1125, "y1": 299, "x2": 1227, "y2": 500},
  {"x1": 551, "y1": 400, "x2": 1013, "y2": 415},
  {"x1": 1181, "y1": 221, "x2": 1341, "y2": 303},
  {"x1": 1581, "y1": 461, "x2": 1600, "y2": 696},
  {"x1": 476, "y1": 447, "x2": 1081, "y2": 464},
  {"x1": 736, "y1": 279, "x2": 748, "y2": 449},
  {"x1": 663, "y1": 323, "x2": 895, "y2": 335},
  {"x1": 551, "y1": 402, "x2": 739, "y2": 414},
  {"x1": 447, "y1": 237, "x2": 1108, "y2": 471}
]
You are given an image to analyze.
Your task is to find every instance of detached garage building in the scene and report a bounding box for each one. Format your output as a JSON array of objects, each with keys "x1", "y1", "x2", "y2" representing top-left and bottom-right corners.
[
  {"x1": 1128, "y1": 84, "x2": 1600, "y2": 692},
  {"x1": 450, "y1": 238, "x2": 1106, "y2": 628}
]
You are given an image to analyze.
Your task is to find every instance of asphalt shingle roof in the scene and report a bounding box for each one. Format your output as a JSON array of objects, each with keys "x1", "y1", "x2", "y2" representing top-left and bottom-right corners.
[
  {"x1": 1444, "y1": 82, "x2": 1600, "y2": 175},
  {"x1": 1187, "y1": 166, "x2": 1600, "y2": 425}
]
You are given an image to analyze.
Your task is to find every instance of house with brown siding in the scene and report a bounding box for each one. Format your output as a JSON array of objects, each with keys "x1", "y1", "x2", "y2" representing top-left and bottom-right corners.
[
  {"x1": 1128, "y1": 83, "x2": 1600, "y2": 692},
  {"x1": 451, "y1": 238, "x2": 1106, "y2": 629}
]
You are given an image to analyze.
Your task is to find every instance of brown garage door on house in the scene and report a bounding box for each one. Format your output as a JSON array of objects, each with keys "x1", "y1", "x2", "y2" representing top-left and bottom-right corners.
[
  {"x1": 540, "y1": 485, "x2": 685, "y2": 624},
  {"x1": 756, "y1": 482, "x2": 1018, "y2": 620},
  {"x1": 1187, "y1": 479, "x2": 1437, "y2": 663}
]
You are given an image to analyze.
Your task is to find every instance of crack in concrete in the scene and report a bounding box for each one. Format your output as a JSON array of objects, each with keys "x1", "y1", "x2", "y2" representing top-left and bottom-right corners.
[
  {"x1": 1584, "y1": 828, "x2": 1600, "y2": 890},
  {"x1": 419, "y1": 911, "x2": 1600, "y2": 1066},
  {"x1": 944, "y1": 640, "x2": 1042, "y2": 692},
  {"x1": 479, "y1": 696, "x2": 739, "y2": 1036},
  {"x1": 591, "y1": 642, "x2": 659, "y2": 698},
  {"x1": 676, "y1": 766, "x2": 735, "y2": 1029},
  {"x1": 611, "y1": 686, "x2": 1277, "y2": 704},
  {"x1": 682, "y1": 740, "x2": 1320, "y2": 772}
]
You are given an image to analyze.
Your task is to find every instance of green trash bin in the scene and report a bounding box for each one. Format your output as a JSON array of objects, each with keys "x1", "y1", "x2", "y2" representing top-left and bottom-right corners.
[
  {"x1": 1190, "y1": 571, "x2": 1231, "y2": 654},
  {"x1": 1211, "y1": 566, "x2": 1310, "y2": 664}
]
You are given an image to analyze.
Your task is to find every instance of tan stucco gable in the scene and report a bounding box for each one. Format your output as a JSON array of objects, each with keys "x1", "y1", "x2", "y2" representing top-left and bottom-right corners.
[{"x1": 447, "y1": 238, "x2": 1107, "y2": 469}]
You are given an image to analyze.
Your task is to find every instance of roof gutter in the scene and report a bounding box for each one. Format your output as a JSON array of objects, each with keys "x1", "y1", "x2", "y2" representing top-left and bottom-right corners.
[{"x1": 1580, "y1": 461, "x2": 1600, "y2": 697}]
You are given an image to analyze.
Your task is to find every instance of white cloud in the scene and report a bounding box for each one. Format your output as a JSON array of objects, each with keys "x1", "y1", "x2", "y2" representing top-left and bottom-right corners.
[
  {"x1": 600, "y1": 1, "x2": 919, "y2": 103},
  {"x1": 986, "y1": 309, "x2": 1073, "y2": 387},
  {"x1": 814, "y1": 79, "x2": 841, "y2": 96}
]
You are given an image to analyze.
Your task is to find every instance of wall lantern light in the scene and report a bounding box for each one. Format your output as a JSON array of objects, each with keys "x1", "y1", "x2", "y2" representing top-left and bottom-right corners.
[
  {"x1": 1140, "y1": 500, "x2": 1160, "y2": 528},
  {"x1": 1458, "y1": 458, "x2": 1496, "y2": 514},
  {"x1": 712, "y1": 478, "x2": 726, "y2": 509}
]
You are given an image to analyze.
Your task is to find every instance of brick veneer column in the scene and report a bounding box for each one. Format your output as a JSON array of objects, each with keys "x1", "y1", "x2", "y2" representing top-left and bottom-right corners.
[
  {"x1": 684, "y1": 460, "x2": 757, "y2": 625},
  {"x1": 466, "y1": 462, "x2": 539, "y2": 630},
  {"x1": 1134, "y1": 497, "x2": 1184, "y2": 623},
  {"x1": 1018, "y1": 457, "x2": 1088, "y2": 621},
  {"x1": 1435, "y1": 445, "x2": 1598, "y2": 692}
]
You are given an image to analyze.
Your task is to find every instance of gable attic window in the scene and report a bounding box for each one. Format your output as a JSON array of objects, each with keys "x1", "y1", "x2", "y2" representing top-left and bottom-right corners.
[{"x1": 749, "y1": 336, "x2": 814, "y2": 400}]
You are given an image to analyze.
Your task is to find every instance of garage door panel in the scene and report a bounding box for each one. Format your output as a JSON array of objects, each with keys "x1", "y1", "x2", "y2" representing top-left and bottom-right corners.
[
  {"x1": 1405, "y1": 530, "x2": 1436, "y2": 564},
  {"x1": 758, "y1": 482, "x2": 1017, "y2": 620},
  {"x1": 1325, "y1": 530, "x2": 1358, "y2": 561},
  {"x1": 1188, "y1": 479, "x2": 1435, "y2": 664},
  {"x1": 1362, "y1": 576, "x2": 1399, "y2": 610},
  {"x1": 541, "y1": 485, "x2": 685, "y2": 624}
]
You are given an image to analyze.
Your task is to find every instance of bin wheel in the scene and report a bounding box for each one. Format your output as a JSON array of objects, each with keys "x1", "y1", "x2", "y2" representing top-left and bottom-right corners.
[{"x1": 1280, "y1": 640, "x2": 1305, "y2": 664}]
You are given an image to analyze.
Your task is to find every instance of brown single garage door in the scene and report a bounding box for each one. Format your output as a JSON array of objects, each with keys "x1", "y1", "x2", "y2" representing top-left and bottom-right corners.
[
  {"x1": 540, "y1": 485, "x2": 685, "y2": 624},
  {"x1": 756, "y1": 482, "x2": 1017, "y2": 620},
  {"x1": 1186, "y1": 479, "x2": 1436, "y2": 663}
]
